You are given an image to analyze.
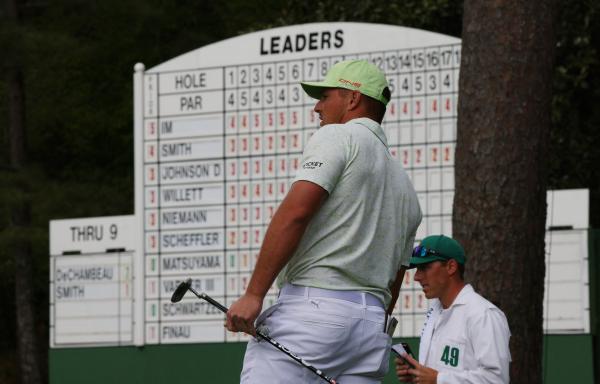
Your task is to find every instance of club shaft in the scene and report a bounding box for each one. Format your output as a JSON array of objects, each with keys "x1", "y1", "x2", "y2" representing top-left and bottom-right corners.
[
  {"x1": 188, "y1": 288, "x2": 336, "y2": 383},
  {"x1": 190, "y1": 286, "x2": 228, "y2": 312}
]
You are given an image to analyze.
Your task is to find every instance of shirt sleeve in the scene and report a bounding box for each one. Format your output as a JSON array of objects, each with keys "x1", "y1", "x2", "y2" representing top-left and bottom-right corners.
[
  {"x1": 293, "y1": 125, "x2": 348, "y2": 193},
  {"x1": 436, "y1": 308, "x2": 511, "y2": 384}
]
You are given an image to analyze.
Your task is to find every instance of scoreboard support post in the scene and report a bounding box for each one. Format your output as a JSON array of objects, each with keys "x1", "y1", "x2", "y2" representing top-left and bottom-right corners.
[{"x1": 134, "y1": 62, "x2": 146, "y2": 346}]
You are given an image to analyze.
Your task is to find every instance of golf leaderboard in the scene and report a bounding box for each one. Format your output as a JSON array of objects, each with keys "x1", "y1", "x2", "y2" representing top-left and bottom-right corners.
[
  {"x1": 49, "y1": 23, "x2": 590, "y2": 351},
  {"x1": 138, "y1": 22, "x2": 459, "y2": 345}
]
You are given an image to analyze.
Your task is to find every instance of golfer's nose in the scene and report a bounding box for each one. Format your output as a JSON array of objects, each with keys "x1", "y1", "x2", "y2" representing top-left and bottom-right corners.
[{"x1": 314, "y1": 100, "x2": 322, "y2": 113}]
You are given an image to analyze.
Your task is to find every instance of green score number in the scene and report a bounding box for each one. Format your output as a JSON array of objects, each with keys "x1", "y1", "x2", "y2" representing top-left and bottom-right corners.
[{"x1": 440, "y1": 345, "x2": 459, "y2": 367}]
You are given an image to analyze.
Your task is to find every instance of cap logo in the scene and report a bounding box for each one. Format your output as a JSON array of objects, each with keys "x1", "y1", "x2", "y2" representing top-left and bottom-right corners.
[{"x1": 338, "y1": 78, "x2": 361, "y2": 88}]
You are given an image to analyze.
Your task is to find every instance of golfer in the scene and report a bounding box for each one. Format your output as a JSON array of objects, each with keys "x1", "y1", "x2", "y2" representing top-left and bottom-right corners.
[
  {"x1": 395, "y1": 235, "x2": 511, "y2": 384},
  {"x1": 226, "y1": 59, "x2": 422, "y2": 383}
]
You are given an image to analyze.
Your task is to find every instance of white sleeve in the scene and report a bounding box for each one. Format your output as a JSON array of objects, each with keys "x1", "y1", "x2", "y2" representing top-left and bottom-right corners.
[
  {"x1": 293, "y1": 126, "x2": 347, "y2": 193},
  {"x1": 437, "y1": 308, "x2": 511, "y2": 384}
]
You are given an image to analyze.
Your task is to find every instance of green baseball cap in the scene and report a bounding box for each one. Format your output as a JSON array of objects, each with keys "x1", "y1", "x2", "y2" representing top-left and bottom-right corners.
[
  {"x1": 408, "y1": 235, "x2": 466, "y2": 268},
  {"x1": 300, "y1": 59, "x2": 390, "y2": 105}
]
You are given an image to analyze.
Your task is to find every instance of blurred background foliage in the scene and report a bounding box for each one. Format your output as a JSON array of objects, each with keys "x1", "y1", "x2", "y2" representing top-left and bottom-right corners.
[{"x1": 0, "y1": 0, "x2": 598, "y2": 382}]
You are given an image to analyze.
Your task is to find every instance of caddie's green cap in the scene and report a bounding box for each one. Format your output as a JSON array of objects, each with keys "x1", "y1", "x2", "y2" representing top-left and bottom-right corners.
[
  {"x1": 300, "y1": 59, "x2": 390, "y2": 105},
  {"x1": 408, "y1": 235, "x2": 466, "y2": 268}
]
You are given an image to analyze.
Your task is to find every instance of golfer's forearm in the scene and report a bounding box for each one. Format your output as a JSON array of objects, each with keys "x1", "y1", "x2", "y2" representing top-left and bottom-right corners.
[{"x1": 245, "y1": 213, "x2": 311, "y2": 298}]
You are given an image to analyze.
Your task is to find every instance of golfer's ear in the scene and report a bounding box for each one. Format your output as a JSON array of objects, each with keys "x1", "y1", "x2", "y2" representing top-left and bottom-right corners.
[{"x1": 347, "y1": 91, "x2": 362, "y2": 110}]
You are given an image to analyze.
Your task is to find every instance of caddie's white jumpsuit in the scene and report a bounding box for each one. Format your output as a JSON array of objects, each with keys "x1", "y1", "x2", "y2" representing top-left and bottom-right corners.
[{"x1": 419, "y1": 284, "x2": 511, "y2": 384}]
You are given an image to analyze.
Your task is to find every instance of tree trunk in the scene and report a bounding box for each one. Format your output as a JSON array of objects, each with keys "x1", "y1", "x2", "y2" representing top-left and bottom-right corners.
[
  {"x1": 454, "y1": 1, "x2": 557, "y2": 383},
  {"x1": 6, "y1": 0, "x2": 42, "y2": 383}
]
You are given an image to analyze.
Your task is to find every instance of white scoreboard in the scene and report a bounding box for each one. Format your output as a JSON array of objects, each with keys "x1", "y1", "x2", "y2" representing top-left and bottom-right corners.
[
  {"x1": 134, "y1": 22, "x2": 461, "y2": 344},
  {"x1": 544, "y1": 189, "x2": 590, "y2": 333}
]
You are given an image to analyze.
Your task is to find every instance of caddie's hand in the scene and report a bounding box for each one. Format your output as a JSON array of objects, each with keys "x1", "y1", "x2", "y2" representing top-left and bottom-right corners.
[
  {"x1": 225, "y1": 293, "x2": 263, "y2": 336},
  {"x1": 395, "y1": 356, "x2": 414, "y2": 382},
  {"x1": 405, "y1": 354, "x2": 438, "y2": 384}
]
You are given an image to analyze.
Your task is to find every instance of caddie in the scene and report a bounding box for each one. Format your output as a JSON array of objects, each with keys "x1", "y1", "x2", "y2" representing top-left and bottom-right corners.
[
  {"x1": 396, "y1": 235, "x2": 511, "y2": 384},
  {"x1": 226, "y1": 59, "x2": 422, "y2": 383}
]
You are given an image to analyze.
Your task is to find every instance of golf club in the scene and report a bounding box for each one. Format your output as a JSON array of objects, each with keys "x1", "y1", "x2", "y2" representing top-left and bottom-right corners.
[{"x1": 171, "y1": 278, "x2": 337, "y2": 384}]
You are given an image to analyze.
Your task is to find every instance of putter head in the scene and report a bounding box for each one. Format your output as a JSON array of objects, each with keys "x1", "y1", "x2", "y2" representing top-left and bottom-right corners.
[{"x1": 171, "y1": 278, "x2": 192, "y2": 303}]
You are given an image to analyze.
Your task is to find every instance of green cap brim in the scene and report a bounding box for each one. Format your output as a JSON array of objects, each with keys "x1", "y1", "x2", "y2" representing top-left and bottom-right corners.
[
  {"x1": 408, "y1": 255, "x2": 449, "y2": 269},
  {"x1": 300, "y1": 81, "x2": 331, "y2": 100}
]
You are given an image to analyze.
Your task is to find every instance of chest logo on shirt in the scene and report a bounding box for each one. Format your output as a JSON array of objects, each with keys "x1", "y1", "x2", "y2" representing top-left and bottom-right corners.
[
  {"x1": 302, "y1": 161, "x2": 323, "y2": 169},
  {"x1": 440, "y1": 345, "x2": 460, "y2": 367}
]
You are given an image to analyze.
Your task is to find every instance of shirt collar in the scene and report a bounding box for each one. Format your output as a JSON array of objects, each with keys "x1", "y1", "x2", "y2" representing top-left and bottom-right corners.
[
  {"x1": 349, "y1": 118, "x2": 389, "y2": 147},
  {"x1": 449, "y1": 284, "x2": 474, "y2": 308}
]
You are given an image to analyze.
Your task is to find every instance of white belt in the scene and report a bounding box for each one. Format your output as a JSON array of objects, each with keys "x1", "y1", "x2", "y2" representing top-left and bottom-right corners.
[{"x1": 280, "y1": 284, "x2": 383, "y2": 308}]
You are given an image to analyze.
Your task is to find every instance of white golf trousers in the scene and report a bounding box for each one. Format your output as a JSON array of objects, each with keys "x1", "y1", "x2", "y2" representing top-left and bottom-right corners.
[{"x1": 240, "y1": 287, "x2": 391, "y2": 383}]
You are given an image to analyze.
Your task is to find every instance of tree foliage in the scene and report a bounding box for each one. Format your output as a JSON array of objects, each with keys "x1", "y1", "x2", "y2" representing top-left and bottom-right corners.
[{"x1": 549, "y1": 0, "x2": 600, "y2": 226}]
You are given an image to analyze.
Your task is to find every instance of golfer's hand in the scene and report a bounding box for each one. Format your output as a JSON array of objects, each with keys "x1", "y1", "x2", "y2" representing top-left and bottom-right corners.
[
  {"x1": 404, "y1": 354, "x2": 438, "y2": 384},
  {"x1": 395, "y1": 356, "x2": 414, "y2": 382},
  {"x1": 225, "y1": 293, "x2": 263, "y2": 336}
]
